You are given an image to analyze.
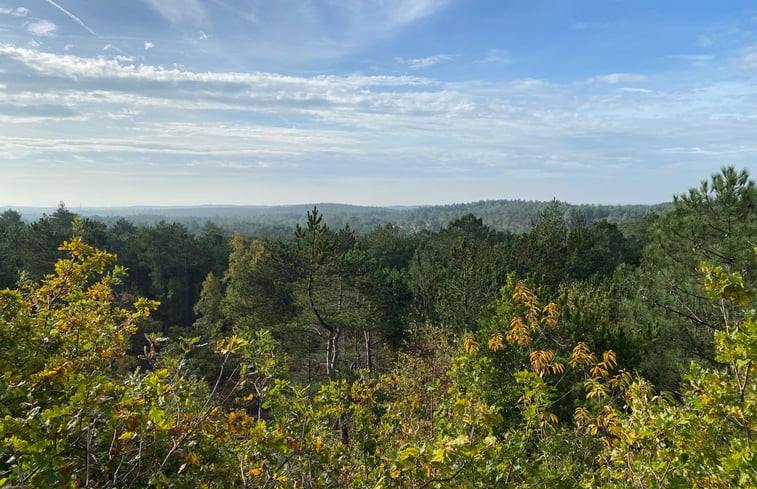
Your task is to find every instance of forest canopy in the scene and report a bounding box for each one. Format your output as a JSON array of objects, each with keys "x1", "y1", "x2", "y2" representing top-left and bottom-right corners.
[{"x1": 0, "y1": 167, "x2": 755, "y2": 488}]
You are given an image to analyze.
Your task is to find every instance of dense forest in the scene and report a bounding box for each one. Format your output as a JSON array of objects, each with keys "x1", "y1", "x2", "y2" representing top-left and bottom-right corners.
[
  {"x1": 0, "y1": 167, "x2": 754, "y2": 487},
  {"x1": 6, "y1": 199, "x2": 672, "y2": 237}
]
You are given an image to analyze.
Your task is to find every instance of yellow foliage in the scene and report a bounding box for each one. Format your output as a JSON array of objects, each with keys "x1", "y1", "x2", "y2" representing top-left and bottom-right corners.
[
  {"x1": 540, "y1": 302, "x2": 559, "y2": 327},
  {"x1": 570, "y1": 342, "x2": 596, "y2": 367},
  {"x1": 506, "y1": 316, "x2": 531, "y2": 347},
  {"x1": 462, "y1": 333, "x2": 479, "y2": 354},
  {"x1": 487, "y1": 332, "x2": 504, "y2": 351}
]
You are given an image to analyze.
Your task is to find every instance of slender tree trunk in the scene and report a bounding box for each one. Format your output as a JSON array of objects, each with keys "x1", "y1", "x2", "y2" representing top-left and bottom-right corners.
[
  {"x1": 364, "y1": 330, "x2": 372, "y2": 372},
  {"x1": 325, "y1": 327, "x2": 341, "y2": 378},
  {"x1": 354, "y1": 331, "x2": 360, "y2": 369}
]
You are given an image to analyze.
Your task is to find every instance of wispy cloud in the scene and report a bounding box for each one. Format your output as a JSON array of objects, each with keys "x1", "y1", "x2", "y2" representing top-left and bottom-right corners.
[
  {"x1": 0, "y1": 45, "x2": 429, "y2": 89},
  {"x1": 0, "y1": 7, "x2": 29, "y2": 17},
  {"x1": 44, "y1": 0, "x2": 96, "y2": 35},
  {"x1": 738, "y1": 44, "x2": 757, "y2": 69},
  {"x1": 139, "y1": 0, "x2": 205, "y2": 24},
  {"x1": 475, "y1": 49, "x2": 509, "y2": 64},
  {"x1": 617, "y1": 87, "x2": 653, "y2": 94},
  {"x1": 207, "y1": 0, "x2": 258, "y2": 23},
  {"x1": 27, "y1": 20, "x2": 58, "y2": 37},
  {"x1": 396, "y1": 53, "x2": 457, "y2": 69},
  {"x1": 1, "y1": 41, "x2": 756, "y2": 205},
  {"x1": 665, "y1": 54, "x2": 715, "y2": 67},
  {"x1": 379, "y1": 0, "x2": 452, "y2": 25},
  {"x1": 141, "y1": 1, "x2": 455, "y2": 63},
  {"x1": 587, "y1": 73, "x2": 649, "y2": 84},
  {"x1": 697, "y1": 35, "x2": 713, "y2": 48}
]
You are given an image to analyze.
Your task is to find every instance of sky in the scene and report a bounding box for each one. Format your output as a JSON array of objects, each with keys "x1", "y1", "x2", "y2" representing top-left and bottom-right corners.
[{"x1": 1, "y1": 1, "x2": 757, "y2": 207}]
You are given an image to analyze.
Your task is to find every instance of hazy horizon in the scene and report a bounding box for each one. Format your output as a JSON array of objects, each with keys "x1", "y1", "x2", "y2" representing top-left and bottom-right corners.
[
  {"x1": 1, "y1": 1, "x2": 756, "y2": 206},
  {"x1": 0, "y1": 196, "x2": 673, "y2": 212}
]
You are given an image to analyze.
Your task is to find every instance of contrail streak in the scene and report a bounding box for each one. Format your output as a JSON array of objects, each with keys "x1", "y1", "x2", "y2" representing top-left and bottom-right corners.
[{"x1": 45, "y1": 0, "x2": 96, "y2": 36}]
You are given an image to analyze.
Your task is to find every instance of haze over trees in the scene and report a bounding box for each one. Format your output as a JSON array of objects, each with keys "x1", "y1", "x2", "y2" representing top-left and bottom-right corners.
[
  {"x1": 4, "y1": 200, "x2": 672, "y2": 239},
  {"x1": 0, "y1": 167, "x2": 755, "y2": 488}
]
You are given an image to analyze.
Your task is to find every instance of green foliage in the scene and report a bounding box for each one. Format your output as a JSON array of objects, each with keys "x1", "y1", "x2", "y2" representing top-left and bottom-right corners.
[
  {"x1": 0, "y1": 238, "x2": 159, "y2": 486},
  {"x1": 193, "y1": 271, "x2": 225, "y2": 339},
  {"x1": 632, "y1": 166, "x2": 757, "y2": 387},
  {"x1": 26, "y1": 199, "x2": 668, "y2": 237},
  {"x1": 510, "y1": 202, "x2": 570, "y2": 289},
  {"x1": 220, "y1": 234, "x2": 294, "y2": 335},
  {"x1": 0, "y1": 209, "x2": 24, "y2": 287},
  {"x1": 588, "y1": 249, "x2": 757, "y2": 488},
  {"x1": 408, "y1": 214, "x2": 511, "y2": 332},
  {"x1": 2, "y1": 169, "x2": 756, "y2": 488}
]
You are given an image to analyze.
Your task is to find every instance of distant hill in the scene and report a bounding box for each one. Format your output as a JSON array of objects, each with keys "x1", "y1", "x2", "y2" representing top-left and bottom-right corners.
[{"x1": 3, "y1": 200, "x2": 672, "y2": 236}]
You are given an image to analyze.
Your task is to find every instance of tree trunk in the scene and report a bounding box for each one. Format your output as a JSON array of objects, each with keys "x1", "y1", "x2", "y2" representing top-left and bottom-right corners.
[
  {"x1": 325, "y1": 327, "x2": 341, "y2": 378},
  {"x1": 364, "y1": 330, "x2": 372, "y2": 372}
]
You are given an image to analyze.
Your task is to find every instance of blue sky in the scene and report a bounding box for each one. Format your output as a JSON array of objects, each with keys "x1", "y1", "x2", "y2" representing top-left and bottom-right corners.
[{"x1": 1, "y1": 1, "x2": 756, "y2": 206}]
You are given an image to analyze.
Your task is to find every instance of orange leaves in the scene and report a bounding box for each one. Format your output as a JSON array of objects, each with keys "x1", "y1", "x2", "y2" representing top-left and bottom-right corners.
[
  {"x1": 489, "y1": 281, "x2": 561, "y2": 353},
  {"x1": 486, "y1": 332, "x2": 504, "y2": 352},
  {"x1": 570, "y1": 342, "x2": 596, "y2": 368},
  {"x1": 571, "y1": 343, "x2": 617, "y2": 379},
  {"x1": 589, "y1": 350, "x2": 617, "y2": 379},
  {"x1": 481, "y1": 281, "x2": 571, "y2": 382},
  {"x1": 462, "y1": 333, "x2": 479, "y2": 354},
  {"x1": 512, "y1": 281, "x2": 538, "y2": 323},
  {"x1": 540, "y1": 302, "x2": 559, "y2": 328},
  {"x1": 587, "y1": 405, "x2": 621, "y2": 437},
  {"x1": 529, "y1": 350, "x2": 565, "y2": 377},
  {"x1": 538, "y1": 411, "x2": 559, "y2": 429},
  {"x1": 506, "y1": 316, "x2": 531, "y2": 347}
]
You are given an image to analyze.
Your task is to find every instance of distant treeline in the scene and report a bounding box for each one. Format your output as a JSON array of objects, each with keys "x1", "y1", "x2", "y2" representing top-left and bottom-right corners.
[{"x1": 5, "y1": 199, "x2": 672, "y2": 237}]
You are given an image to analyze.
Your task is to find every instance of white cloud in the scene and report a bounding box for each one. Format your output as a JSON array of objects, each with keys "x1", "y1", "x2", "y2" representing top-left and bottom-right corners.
[
  {"x1": 587, "y1": 73, "x2": 649, "y2": 84},
  {"x1": 27, "y1": 20, "x2": 57, "y2": 37},
  {"x1": 0, "y1": 45, "x2": 429, "y2": 90},
  {"x1": 107, "y1": 109, "x2": 141, "y2": 120},
  {"x1": 144, "y1": 41, "x2": 154, "y2": 50},
  {"x1": 396, "y1": 53, "x2": 456, "y2": 69},
  {"x1": 1, "y1": 43, "x2": 756, "y2": 206},
  {"x1": 198, "y1": 31, "x2": 208, "y2": 41},
  {"x1": 101, "y1": 44, "x2": 128, "y2": 56},
  {"x1": 0, "y1": 7, "x2": 29, "y2": 16},
  {"x1": 617, "y1": 87, "x2": 653, "y2": 94}
]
